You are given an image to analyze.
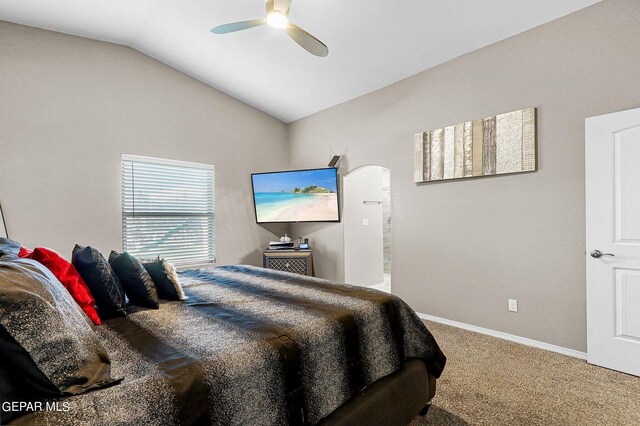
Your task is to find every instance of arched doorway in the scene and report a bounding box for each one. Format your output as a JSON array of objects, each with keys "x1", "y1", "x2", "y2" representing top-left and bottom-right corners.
[{"x1": 343, "y1": 165, "x2": 391, "y2": 292}]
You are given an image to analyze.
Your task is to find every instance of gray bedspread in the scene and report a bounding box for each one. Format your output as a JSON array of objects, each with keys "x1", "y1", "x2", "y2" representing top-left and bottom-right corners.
[{"x1": 13, "y1": 265, "x2": 445, "y2": 425}]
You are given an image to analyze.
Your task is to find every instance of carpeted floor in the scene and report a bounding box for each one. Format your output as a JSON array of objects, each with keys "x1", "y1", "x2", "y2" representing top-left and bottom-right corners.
[{"x1": 409, "y1": 321, "x2": 640, "y2": 425}]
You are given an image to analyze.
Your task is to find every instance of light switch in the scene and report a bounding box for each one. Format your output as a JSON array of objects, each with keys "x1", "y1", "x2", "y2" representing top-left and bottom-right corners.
[{"x1": 362, "y1": 218, "x2": 369, "y2": 226}]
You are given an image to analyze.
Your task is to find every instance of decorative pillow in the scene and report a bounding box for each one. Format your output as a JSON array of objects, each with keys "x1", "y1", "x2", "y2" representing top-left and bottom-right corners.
[
  {"x1": 109, "y1": 251, "x2": 159, "y2": 309},
  {"x1": 71, "y1": 245, "x2": 127, "y2": 319},
  {"x1": 0, "y1": 237, "x2": 21, "y2": 257},
  {"x1": 19, "y1": 246, "x2": 33, "y2": 257},
  {"x1": 19, "y1": 247, "x2": 101, "y2": 325},
  {"x1": 0, "y1": 257, "x2": 119, "y2": 418},
  {"x1": 142, "y1": 257, "x2": 186, "y2": 301}
]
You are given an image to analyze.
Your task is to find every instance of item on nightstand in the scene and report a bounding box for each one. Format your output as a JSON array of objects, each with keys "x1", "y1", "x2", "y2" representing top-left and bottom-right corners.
[
  {"x1": 280, "y1": 234, "x2": 292, "y2": 242},
  {"x1": 269, "y1": 241, "x2": 295, "y2": 250},
  {"x1": 294, "y1": 237, "x2": 309, "y2": 249}
]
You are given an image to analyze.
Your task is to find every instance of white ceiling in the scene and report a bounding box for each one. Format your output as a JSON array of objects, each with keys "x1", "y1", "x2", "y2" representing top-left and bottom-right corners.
[{"x1": 1, "y1": 0, "x2": 600, "y2": 122}]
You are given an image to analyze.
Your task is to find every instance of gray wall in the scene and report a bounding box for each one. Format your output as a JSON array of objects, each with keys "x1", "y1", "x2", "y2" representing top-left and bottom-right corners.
[
  {"x1": 0, "y1": 21, "x2": 288, "y2": 266},
  {"x1": 289, "y1": 0, "x2": 640, "y2": 351}
]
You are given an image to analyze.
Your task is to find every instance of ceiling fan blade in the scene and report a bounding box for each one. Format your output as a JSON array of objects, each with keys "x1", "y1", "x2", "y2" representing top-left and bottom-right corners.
[
  {"x1": 285, "y1": 23, "x2": 328, "y2": 57},
  {"x1": 276, "y1": 0, "x2": 292, "y2": 14},
  {"x1": 211, "y1": 19, "x2": 265, "y2": 34},
  {"x1": 266, "y1": 0, "x2": 274, "y2": 14}
]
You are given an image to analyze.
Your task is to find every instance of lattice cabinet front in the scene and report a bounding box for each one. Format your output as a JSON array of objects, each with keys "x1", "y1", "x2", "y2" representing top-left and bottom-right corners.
[{"x1": 263, "y1": 250, "x2": 313, "y2": 276}]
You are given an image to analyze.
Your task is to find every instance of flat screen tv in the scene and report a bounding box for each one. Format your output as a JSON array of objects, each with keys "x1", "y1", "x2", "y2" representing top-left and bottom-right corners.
[{"x1": 251, "y1": 168, "x2": 340, "y2": 223}]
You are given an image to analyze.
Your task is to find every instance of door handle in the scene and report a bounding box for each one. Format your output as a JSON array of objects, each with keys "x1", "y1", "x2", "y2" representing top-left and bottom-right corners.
[{"x1": 590, "y1": 250, "x2": 615, "y2": 259}]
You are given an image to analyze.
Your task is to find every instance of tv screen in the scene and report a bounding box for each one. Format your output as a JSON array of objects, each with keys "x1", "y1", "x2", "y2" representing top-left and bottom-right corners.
[{"x1": 251, "y1": 168, "x2": 340, "y2": 223}]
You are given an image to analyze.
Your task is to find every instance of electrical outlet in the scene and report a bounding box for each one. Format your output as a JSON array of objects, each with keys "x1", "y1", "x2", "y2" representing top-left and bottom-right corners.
[
  {"x1": 508, "y1": 299, "x2": 518, "y2": 312},
  {"x1": 362, "y1": 218, "x2": 369, "y2": 226}
]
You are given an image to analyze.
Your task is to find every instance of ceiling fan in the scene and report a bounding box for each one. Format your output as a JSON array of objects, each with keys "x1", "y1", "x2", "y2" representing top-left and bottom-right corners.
[{"x1": 211, "y1": 0, "x2": 329, "y2": 57}]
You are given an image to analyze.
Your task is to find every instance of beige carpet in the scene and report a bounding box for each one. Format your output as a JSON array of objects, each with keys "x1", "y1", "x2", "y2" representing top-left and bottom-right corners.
[{"x1": 409, "y1": 321, "x2": 640, "y2": 425}]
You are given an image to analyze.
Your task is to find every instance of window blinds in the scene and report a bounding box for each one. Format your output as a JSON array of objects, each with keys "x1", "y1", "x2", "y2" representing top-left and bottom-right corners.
[{"x1": 121, "y1": 155, "x2": 215, "y2": 266}]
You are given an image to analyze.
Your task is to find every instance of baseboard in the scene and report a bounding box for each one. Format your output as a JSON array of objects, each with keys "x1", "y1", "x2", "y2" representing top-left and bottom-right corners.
[{"x1": 417, "y1": 312, "x2": 587, "y2": 360}]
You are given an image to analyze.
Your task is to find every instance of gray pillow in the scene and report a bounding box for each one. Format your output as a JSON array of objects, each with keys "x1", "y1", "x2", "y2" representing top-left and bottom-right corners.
[
  {"x1": 0, "y1": 237, "x2": 20, "y2": 257},
  {"x1": 141, "y1": 257, "x2": 186, "y2": 301},
  {"x1": 0, "y1": 257, "x2": 119, "y2": 396}
]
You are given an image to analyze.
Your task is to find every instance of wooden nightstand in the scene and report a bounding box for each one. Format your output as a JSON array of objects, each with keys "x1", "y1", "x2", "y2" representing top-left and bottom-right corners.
[{"x1": 263, "y1": 249, "x2": 314, "y2": 276}]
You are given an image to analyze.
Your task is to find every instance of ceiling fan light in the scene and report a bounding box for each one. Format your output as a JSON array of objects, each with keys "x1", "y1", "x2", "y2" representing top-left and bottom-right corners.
[{"x1": 266, "y1": 11, "x2": 288, "y2": 29}]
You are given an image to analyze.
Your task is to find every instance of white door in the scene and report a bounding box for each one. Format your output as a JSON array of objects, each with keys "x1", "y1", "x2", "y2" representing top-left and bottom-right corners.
[
  {"x1": 343, "y1": 166, "x2": 385, "y2": 286},
  {"x1": 586, "y1": 106, "x2": 640, "y2": 376}
]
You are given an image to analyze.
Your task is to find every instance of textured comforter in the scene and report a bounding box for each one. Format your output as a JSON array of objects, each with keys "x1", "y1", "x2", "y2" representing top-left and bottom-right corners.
[{"x1": 14, "y1": 265, "x2": 446, "y2": 425}]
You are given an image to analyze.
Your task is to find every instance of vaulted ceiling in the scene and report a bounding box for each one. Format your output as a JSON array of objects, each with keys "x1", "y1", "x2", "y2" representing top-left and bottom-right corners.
[{"x1": 1, "y1": 0, "x2": 600, "y2": 122}]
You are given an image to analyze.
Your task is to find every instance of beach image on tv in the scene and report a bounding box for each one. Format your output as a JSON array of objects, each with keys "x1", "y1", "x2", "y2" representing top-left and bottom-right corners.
[{"x1": 252, "y1": 168, "x2": 339, "y2": 223}]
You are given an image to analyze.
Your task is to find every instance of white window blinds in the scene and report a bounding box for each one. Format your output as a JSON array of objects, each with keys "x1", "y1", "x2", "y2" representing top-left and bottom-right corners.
[{"x1": 121, "y1": 155, "x2": 215, "y2": 266}]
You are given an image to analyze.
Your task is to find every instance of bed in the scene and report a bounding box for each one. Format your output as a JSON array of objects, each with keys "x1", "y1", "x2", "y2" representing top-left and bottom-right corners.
[{"x1": 9, "y1": 265, "x2": 446, "y2": 425}]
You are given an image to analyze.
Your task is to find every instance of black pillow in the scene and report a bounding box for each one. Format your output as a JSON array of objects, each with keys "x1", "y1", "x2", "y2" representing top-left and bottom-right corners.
[
  {"x1": 0, "y1": 257, "x2": 120, "y2": 423},
  {"x1": 109, "y1": 251, "x2": 159, "y2": 309},
  {"x1": 71, "y1": 245, "x2": 126, "y2": 319},
  {"x1": 142, "y1": 257, "x2": 186, "y2": 301}
]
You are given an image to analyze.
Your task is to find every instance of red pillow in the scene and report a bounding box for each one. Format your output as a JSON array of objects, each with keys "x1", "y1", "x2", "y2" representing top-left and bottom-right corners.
[
  {"x1": 19, "y1": 247, "x2": 101, "y2": 325},
  {"x1": 18, "y1": 246, "x2": 33, "y2": 257}
]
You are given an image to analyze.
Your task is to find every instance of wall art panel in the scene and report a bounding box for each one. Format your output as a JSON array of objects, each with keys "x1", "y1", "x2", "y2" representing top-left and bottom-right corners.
[
  {"x1": 413, "y1": 107, "x2": 537, "y2": 183},
  {"x1": 430, "y1": 128, "x2": 445, "y2": 180}
]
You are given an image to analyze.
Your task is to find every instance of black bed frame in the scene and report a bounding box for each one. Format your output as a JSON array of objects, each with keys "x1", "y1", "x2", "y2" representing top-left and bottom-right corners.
[{"x1": 319, "y1": 359, "x2": 435, "y2": 426}]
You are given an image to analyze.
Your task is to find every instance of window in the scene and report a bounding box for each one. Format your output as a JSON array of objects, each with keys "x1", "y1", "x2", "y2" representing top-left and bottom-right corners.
[{"x1": 121, "y1": 155, "x2": 215, "y2": 266}]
